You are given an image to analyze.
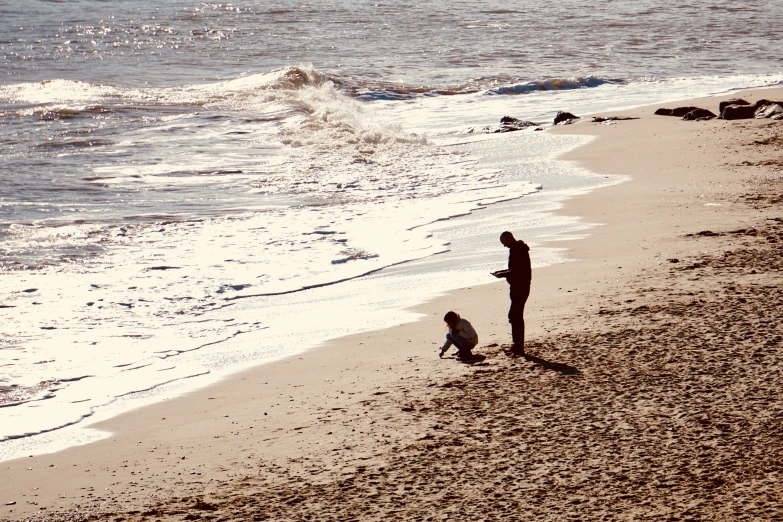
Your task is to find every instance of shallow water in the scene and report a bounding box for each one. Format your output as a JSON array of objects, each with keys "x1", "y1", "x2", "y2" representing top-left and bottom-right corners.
[{"x1": 2, "y1": 0, "x2": 783, "y2": 459}]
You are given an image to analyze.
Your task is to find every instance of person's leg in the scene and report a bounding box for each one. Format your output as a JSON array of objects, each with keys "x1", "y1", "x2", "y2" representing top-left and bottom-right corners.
[
  {"x1": 456, "y1": 345, "x2": 473, "y2": 358},
  {"x1": 509, "y1": 288, "x2": 529, "y2": 355},
  {"x1": 449, "y1": 333, "x2": 474, "y2": 358}
]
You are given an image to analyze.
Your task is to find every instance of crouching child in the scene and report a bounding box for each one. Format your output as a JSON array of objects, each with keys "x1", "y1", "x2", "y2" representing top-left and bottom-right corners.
[{"x1": 439, "y1": 311, "x2": 478, "y2": 359}]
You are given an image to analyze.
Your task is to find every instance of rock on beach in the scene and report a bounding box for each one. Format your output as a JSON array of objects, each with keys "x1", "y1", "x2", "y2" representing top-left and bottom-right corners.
[{"x1": 553, "y1": 111, "x2": 579, "y2": 125}]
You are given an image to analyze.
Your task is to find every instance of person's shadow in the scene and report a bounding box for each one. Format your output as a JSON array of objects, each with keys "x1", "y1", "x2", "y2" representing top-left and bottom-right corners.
[
  {"x1": 455, "y1": 354, "x2": 487, "y2": 365},
  {"x1": 522, "y1": 354, "x2": 581, "y2": 375}
]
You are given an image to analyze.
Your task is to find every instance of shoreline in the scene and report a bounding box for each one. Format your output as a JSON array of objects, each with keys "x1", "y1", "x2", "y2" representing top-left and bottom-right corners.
[
  {"x1": 0, "y1": 124, "x2": 606, "y2": 459},
  {"x1": 3, "y1": 87, "x2": 783, "y2": 520}
]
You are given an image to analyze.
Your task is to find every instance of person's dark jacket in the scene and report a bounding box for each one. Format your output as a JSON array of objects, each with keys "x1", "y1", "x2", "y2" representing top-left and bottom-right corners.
[{"x1": 507, "y1": 240, "x2": 532, "y2": 290}]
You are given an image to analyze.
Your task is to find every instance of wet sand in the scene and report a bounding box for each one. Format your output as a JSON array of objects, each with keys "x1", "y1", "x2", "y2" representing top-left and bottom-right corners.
[{"x1": 3, "y1": 89, "x2": 783, "y2": 521}]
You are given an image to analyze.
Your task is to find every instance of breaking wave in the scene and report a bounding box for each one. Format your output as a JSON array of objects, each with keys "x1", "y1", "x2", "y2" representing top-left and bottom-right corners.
[{"x1": 485, "y1": 76, "x2": 625, "y2": 95}]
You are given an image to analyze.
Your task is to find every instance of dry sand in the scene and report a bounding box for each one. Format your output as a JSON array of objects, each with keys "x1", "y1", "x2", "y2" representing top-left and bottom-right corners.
[{"x1": 2, "y1": 89, "x2": 783, "y2": 521}]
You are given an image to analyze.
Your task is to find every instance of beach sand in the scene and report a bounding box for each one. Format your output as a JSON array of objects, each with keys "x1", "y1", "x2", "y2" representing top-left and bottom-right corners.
[{"x1": 3, "y1": 89, "x2": 783, "y2": 521}]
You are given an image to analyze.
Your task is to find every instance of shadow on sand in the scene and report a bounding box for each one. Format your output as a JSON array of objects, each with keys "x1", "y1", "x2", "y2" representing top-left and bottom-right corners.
[
  {"x1": 456, "y1": 354, "x2": 487, "y2": 365},
  {"x1": 523, "y1": 354, "x2": 581, "y2": 375}
]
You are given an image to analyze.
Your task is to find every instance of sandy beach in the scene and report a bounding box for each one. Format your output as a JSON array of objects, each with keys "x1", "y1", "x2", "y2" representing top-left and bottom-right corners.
[{"x1": 3, "y1": 89, "x2": 783, "y2": 521}]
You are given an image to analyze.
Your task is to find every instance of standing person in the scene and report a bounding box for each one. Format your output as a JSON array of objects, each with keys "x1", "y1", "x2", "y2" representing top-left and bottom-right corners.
[
  {"x1": 439, "y1": 311, "x2": 478, "y2": 359},
  {"x1": 492, "y1": 231, "x2": 531, "y2": 357}
]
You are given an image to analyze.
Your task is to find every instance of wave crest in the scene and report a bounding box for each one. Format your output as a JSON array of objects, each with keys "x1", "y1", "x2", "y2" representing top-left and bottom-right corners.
[
  {"x1": 216, "y1": 65, "x2": 333, "y2": 93},
  {"x1": 485, "y1": 76, "x2": 624, "y2": 95}
]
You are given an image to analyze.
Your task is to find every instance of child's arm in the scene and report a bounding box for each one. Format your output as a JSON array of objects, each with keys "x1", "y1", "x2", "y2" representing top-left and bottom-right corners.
[{"x1": 439, "y1": 335, "x2": 452, "y2": 358}]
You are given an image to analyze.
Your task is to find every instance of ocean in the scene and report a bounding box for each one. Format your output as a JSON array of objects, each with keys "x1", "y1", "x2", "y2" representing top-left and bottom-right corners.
[{"x1": 2, "y1": 0, "x2": 782, "y2": 460}]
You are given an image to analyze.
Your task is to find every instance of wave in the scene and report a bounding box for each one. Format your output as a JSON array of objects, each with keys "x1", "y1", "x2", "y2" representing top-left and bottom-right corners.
[
  {"x1": 215, "y1": 65, "x2": 334, "y2": 93},
  {"x1": 484, "y1": 76, "x2": 625, "y2": 95},
  {"x1": 323, "y1": 74, "x2": 626, "y2": 101},
  {"x1": 0, "y1": 66, "x2": 335, "y2": 111},
  {"x1": 0, "y1": 66, "x2": 426, "y2": 148},
  {"x1": 0, "y1": 70, "x2": 622, "y2": 108}
]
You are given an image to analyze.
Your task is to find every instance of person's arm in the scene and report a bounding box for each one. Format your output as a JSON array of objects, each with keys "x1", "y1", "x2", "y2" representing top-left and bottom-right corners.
[{"x1": 491, "y1": 269, "x2": 510, "y2": 278}]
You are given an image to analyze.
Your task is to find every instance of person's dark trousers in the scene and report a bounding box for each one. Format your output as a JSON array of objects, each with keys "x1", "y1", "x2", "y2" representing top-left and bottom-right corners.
[
  {"x1": 509, "y1": 286, "x2": 530, "y2": 355},
  {"x1": 445, "y1": 332, "x2": 474, "y2": 358}
]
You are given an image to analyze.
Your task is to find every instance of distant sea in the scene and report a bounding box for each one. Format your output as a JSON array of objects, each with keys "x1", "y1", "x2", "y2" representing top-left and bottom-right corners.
[{"x1": 2, "y1": 0, "x2": 782, "y2": 460}]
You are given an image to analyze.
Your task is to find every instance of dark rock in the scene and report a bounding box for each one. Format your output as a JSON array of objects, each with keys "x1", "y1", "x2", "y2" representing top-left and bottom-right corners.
[
  {"x1": 719, "y1": 98, "x2": 750, "y2": 114},
  {"x1": 671, "y1": 106, "x2": 702, "y2": 117},
  {"x1": 592, "y1": 116, "x2": 639, "y2": 123},
  {"x1": 468, "y1": 117, "x2": 538, "y2": 134},
  {"x1": 499, "y1": 116, "x2": 526, "y2": 125},
  {"x1": 495, "y1": 116, "x2": 537, "y2": 133},
  {"x1": 682, "y1": 108, "x2": 716, "y2": 121},
  {"x1": 553, "y1": 111, "x2": 579, "y2": 125},
  {"x1": 720, "y1": 104, "x2": 757, "y2": 120},
  {"x1": 720, "y1": 99, "x2": 783, "y2": 120},
  {"x1": 655, "y1": 106, "x2": 705, "y2": 117},
  {"x1": 755, "y1": 103, "x2": 783, "y2": 119}
]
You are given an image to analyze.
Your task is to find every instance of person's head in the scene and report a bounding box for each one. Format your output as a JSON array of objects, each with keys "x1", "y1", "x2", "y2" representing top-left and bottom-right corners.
[
  {"x1": 443, "y1": 311, "x2": 460, "y2": 328},
  {"x1": 500, "y1": 231, "x2": 516, "y2": 248}
]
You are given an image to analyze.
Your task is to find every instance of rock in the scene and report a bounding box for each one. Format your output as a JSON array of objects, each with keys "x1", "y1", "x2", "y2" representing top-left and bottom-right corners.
[
  {"x1": 495, "y1": 116, "x2": 537, "y2": 133},
  {"x1": 654, "y1": 106, "x2": 703, "y2": 117},
  {"x1": 671, "y1": 106, "x2": 702, "y2": 117},
  {"x1": 553, "y1": 111, "x2": 579, "y2": 125},
  {"x1": 682, "y1": 108, "x2": 716, "y2": 121},
  {"x1": 719, "y1": 99, "x2": 783, "y2": 120},
  {"x1": 719, "y1": 98, "x2": 750, "y2": 114},
  {"x1": 499, "y1": 116, "x2": 527, "y2": 126},
  {"x1": 592, "y1": 116, "x2": 639, "y2": 123},
  {"x1": 755, "y1": 103, "x2": 783, "y2": 119},
  {"x1": 468, "y1": 117, "x2": 538, "y2": 134},
  {"x1": 720, "y1": 104, "x2": 757, "y2": 120}
]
